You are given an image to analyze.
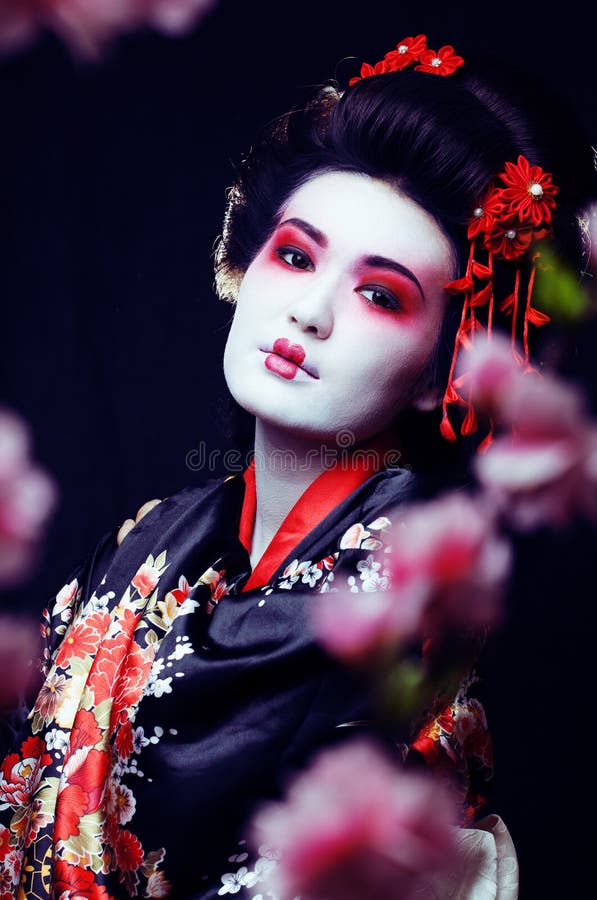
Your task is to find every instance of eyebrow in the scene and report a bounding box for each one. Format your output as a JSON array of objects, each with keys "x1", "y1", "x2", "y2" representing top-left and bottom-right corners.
[{"x1": 278, "y1": 217, "x2": 425, "y2": 301}]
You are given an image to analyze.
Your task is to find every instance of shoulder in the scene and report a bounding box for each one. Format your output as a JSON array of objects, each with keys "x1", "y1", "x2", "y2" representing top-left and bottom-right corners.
[{"x1": 115, "y1": 476, "x2": 242, "y2": 546}]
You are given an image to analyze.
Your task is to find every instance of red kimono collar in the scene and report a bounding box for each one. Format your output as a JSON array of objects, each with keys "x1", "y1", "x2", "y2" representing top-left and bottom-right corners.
[{"x1": 238, "y1": 432, "x2": 397, "y2": 592}]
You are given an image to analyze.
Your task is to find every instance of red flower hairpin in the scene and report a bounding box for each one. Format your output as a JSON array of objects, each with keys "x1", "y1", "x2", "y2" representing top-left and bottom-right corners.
[
  {"x1": 441, "y1": 155, "x2": 559, "y2": 448},
  {"x1": 348, "y1": 35, "x2": 464, "y2": 85}
]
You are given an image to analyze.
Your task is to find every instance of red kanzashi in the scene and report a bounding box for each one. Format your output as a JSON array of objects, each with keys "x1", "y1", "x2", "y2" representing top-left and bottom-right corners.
[
  {"x1": 415, "y1": 45, "x2": 464, "y2": 76},
  {"x1": 440, "y1": 154, "x2": 558, "y2": 445},
  {"x1": 498, "y1": 155, "x2": 558, "y2": 227},
  {"x1": 349, "y1": 34, "x2": 462, "y2": 85}
]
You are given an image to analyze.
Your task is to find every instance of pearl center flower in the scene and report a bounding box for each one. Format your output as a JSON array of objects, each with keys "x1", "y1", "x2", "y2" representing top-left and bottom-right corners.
[
  {"x1": 473, "y1": 207, "x2": 484, "y2": 218},
  {"x1": 398, "y1": 44, "x2": 408, "y2": 53},
  {"x1": 506, "y1": 229, "x2": 517, "y2": 240},
  {"x1": 529, "y1": 182, "x2": 544, "y2": 198},
  {"x1": 431, "y1": 57, "x2": 442, "y2": 67}
]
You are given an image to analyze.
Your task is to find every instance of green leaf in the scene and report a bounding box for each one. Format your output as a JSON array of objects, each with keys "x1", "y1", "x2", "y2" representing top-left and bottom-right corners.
[
  {"x1": 68, "y1": 656, "x2": 93, "y2": 678},
  {"x1": 154, "y1": 550, "x2": 167, "y2": 570},
  {"x1": 93, "y1": 699, "x2": 113, "y2": 730},
  {"x1": 534, "y1": 244, "x2": 591, "y2": 322},
  {"x1": 63, "y1": 811, "x2": 104, "y2": 873},
  {"x1": 146, "y1": 612, "x2": 167, "y2": 631}
]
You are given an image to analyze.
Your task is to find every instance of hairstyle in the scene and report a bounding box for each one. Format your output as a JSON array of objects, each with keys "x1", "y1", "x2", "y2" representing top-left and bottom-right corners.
[{"x1": 214, "y1": 49, "x2": 594, "y2": 470}]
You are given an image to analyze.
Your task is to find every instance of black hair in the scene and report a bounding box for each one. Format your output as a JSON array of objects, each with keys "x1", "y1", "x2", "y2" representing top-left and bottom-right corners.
[{"x1": 214, "y1": 51, "x2": 595, "y2": 473}]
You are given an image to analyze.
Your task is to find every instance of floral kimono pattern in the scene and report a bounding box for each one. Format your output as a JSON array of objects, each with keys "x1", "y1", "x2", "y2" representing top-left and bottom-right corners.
[{"x1": 0, "y1": 467, "x2": 493, "y2": 899}]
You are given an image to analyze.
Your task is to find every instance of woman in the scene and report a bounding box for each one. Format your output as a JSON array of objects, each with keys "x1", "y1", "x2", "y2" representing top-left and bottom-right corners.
[{"x1": 0, "y1": 34, "x2": 591, "y2": 899}]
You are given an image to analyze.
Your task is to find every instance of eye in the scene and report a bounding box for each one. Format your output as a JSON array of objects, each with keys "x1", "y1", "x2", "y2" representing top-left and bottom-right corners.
[
  {"x1": 358, "y1": 286, "x2": 401, "y2": 311},
  {"x1": 275, "y1": 246, "x2": 314, "y2": 271}
]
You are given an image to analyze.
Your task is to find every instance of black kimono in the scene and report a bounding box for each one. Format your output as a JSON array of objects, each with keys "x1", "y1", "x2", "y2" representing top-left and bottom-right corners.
[{"x1": 0, "y1": 464, "x2": 492, "y2": 899}]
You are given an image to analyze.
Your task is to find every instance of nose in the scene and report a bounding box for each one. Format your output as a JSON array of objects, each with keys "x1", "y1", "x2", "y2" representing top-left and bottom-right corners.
[{"x1": 287, "y1": 276, "x2": 335, "y2": 339}]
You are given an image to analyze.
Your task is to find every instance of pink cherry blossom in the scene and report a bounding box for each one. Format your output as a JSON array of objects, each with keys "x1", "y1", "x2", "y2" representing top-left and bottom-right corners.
[
  {"x1": 131, "y1": 562, "x2": 161, "y2": 598},
  {"x1": 312, "y1": 493, "x2": 509, "y2": 666},
  {"x1": 0, "y1": 407, "x2": 58, "y2": 586},
  {"x1": 250, "y1": 738, "x2": 459, "y2": 900},
  {"x1": 0, "y1": 0, "x2": 216, "y2": 61},
  {"x1": 390, "y1": 492, "x2": 510, "y2": 634},
  {"x1": 311, "y1": 582, "x2": 428, "y2": 666},
  {"x1": 460, "y1": 337, "x2": 597, "y2": 529}
]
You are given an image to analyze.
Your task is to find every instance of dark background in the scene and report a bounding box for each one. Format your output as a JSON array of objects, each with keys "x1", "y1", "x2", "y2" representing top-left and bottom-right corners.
[{"x1": 0, "y1": 1, "x2": 595, "y2": 895}]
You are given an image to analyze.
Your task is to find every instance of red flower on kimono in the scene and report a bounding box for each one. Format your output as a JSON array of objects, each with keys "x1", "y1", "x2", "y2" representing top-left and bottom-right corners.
[
  {"x1": 383, "y1": 34, "x2": 427, "y2": 69},
  {"x1": 115, "y1": 828, "x2": 144, "y2": 872},
  {"x1": 54, "y1": 610, "x2": 111, "y2": 669},
  {"x1": 55, "y1": 747, "x2": 110, "y2": 842},
  {"x1": 0, "y1": 736, "x2": 51, "y2": 807},
  {"x1": 498, "y1": 155, "x2": 558, "y2": 227},
  {"x1": 115, "y1": 720, "x2": 134, "y2": 760},
  {"x1": 52, "y1": 858, "x2": 112, "y2": 900},
  {"x1": 167, "y1": 575, "x2": 191, "y2": 605},
  {"x1": 110, "y1": 643, "x2": 154, "y2": 728},
  {"x1": 0, "y1": 825, "x2": 10, "y2": 861},
  {"x1": 86, "y1": 630, "x2": 153, "y2": 727},
  {"x1": 68, "y1": 708, "x2": 103, "y2": 755},
  {"x1": 415, "y1": 45, "x2": 464, "y2": 76}
]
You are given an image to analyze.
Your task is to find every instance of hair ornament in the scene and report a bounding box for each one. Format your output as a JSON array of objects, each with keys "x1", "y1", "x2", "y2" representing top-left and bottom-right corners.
[
  {"x1": 348, "y1": 35, "x2": 464, "y2": 85},
  {"x1": 441, "y1": 155, "x2": 559, "y2": 449}
]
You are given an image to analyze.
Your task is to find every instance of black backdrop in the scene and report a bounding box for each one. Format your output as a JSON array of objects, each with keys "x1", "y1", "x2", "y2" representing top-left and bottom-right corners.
[{"x1": 1, "y1": 1, "x2": 595, "y2": 895}]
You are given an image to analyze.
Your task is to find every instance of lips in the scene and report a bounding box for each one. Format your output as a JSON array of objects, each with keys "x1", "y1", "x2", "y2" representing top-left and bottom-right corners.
[
  {"x1": 273, "y1": 337, "x2": 306, "y2": 366},
  {"x1": 262, "y1": 337, "x2": 318, "y2": 380}
]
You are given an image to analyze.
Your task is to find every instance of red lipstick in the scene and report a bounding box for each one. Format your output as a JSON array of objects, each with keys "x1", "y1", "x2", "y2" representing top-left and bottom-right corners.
[{"x1": 264, "y1": 337, "x2": 311, "y2": 380}]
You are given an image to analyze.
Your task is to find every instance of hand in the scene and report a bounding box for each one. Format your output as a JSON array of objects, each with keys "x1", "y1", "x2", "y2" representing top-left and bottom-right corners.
[{"x1": 116, "y1": 498, "x2": 162, "y2": 545}]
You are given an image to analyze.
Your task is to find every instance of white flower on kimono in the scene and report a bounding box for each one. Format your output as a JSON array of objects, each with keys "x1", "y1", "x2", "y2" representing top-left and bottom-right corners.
[
  {"x1": 52, "y1": 578, "x2": 79, "y2": 619},
  {"x1": 199, "y1": 567, "x2": 224, "y2": 587},
  {"x1": 132, "y1": 726, "x2": 147, "y2": 754},
  {"x1": 283, "y1": 559, "x2": 310, "y2": 581},
  {"x1": 366, "y1": 516, "x2": 392, "y2": 532},
  {"x1": 356, "y1": 555, "x2": 389, "y2": 592},
  {"x1": 301, "y1": 565, "x2": 323, "y2": 588},
  {"x1": 339, "y1": 523, "x2": 370, "y2": 550},
  {"x1": 168, "y1": 638, "x2": 194, "y2": 661},
  {"x1": 360, "y1": 537, "x2": 383, "y2": 550},
  {"x1": 150, "y1": 658, "x2": 165, "y2": 680},
  {"x1": 84, "y1": 590, "x2": 113, "y2": 614},
  {"x1": 156, "y1": 594, "x2": 180, "y2": 628},
  {"x1": 45, "y1": 727, "x2": 68, "y2": 752},
  {"x1": 149, "y1": 677, "x2": 173, "y2": 698}
]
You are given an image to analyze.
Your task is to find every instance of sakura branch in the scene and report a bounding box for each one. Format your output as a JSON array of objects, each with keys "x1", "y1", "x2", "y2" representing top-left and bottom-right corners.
[
  {"x1": 250, "y1": 738, "x2": 459, "y2": 900},
  {"x1": 311, "y1": 491, "x2": 509, "y2": 671},
  {"x1": 461, "y1": 335, "x2": 597, "y2": 530}
]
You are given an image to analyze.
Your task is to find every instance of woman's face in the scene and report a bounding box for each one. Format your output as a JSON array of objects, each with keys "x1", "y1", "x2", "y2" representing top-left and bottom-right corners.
[{"x1": 223, "y1": 171, "x2": 455, "y2": 444}]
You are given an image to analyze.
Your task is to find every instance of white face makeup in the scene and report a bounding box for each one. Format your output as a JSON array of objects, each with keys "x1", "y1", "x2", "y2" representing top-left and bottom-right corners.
[{"x1": 223, "y1": 171, "x2": 455, "y2": 444}]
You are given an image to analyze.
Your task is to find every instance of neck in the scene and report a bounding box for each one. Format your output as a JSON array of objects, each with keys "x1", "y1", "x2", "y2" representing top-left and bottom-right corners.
[{"x1": 249, "y1": 420, "x2": 334, "y2": 567}]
